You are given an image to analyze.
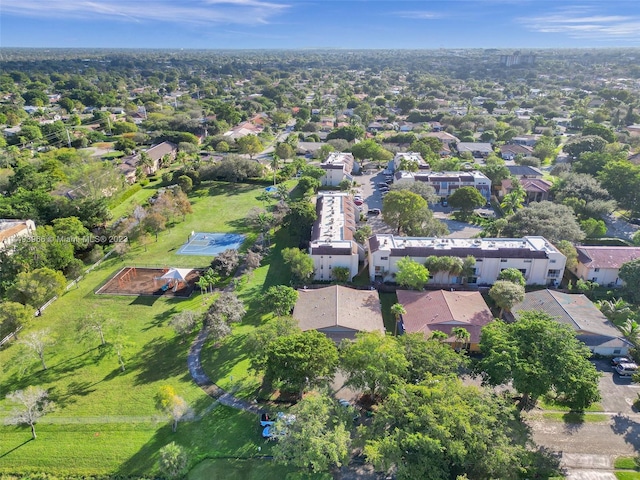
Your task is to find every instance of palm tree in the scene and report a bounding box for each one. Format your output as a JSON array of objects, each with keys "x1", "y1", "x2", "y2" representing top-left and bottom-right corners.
[
  {"x1": 500, "y1": 191, "x2": 525, "y2": 215},
  {"x1": 138, "y1": 152, "x2": 154, "y2": 175},
  {"x1": 270, "y1": 154, "x2": 280, "y2": 186},
  {"x1": 597, "y1": 298, "x2": 634, "y2": 326},
  {"x1": 196, "y1": 276, "x2": 208, "y2": 300},
  {"x1": 620, "y1": 319, "x2": 640, "y2": 347},
  {"x1": 430, "y1": 331, "x2": 449, "y2": 342},
  {"x1": 390, "y1": 303, "x2": 406, "y2": 336},
  {"x1": 452, "y1": 327, "x2": 471, "y2": 351}
]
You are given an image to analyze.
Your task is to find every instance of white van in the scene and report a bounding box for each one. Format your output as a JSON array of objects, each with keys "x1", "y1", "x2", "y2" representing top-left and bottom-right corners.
[{"x1": 616, "y1": 362, "x2": 638, "y2": 376}]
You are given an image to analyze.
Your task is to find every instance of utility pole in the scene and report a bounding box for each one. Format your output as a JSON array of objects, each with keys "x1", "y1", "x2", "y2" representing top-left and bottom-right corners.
[{"x1": 65, "y1": 129, "x2": 72, "y2": 148}]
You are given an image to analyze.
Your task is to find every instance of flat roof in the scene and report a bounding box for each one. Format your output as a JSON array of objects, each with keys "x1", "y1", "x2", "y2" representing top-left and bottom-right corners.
[{"x1": 372, "y1": 234, "x2": 560, "y2": 254}]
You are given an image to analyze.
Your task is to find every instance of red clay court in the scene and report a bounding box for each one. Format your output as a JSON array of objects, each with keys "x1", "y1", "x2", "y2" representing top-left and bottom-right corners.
[{"x1": 96, "y1": 267, "x2": 200, "y2": 297}]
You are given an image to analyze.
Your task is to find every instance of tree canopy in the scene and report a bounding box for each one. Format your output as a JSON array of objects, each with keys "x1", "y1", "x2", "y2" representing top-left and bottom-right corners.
[
  {"x1": 382, "y1": 190, "x2": 448, "y2": 236},
  {"x1": 395, "y1": 257, "x2": 430, "y2": 290},
  {"x1": 503, "y1": 201, "x2": 585, "y2": 244},
  {"x1": 479, "y1": 311, "x2": 601, "y2": 410}
]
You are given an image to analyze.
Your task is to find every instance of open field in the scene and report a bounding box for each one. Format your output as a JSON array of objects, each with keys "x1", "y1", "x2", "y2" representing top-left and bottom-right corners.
[{"x1": 0, "y1": 180, "x2": 283, "y2": 476}]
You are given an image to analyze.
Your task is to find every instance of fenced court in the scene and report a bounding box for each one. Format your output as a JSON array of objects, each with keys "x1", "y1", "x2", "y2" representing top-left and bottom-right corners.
[
  {"x1": 95, "y1": 267, "x2": 200, "y2": 297},
  {"x1": 177, "y1": 232, "x2": 245, "y2": 256}
]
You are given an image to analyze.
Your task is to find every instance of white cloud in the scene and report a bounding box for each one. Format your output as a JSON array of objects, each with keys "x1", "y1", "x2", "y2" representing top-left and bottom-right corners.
[
  {"x1": 1, "y1": 0, "x2": 290, "y2": 26},
  {"x1": 392, "y1": 10, "x2": 443, "y2": 20},
  {"x1": 520, "y1": 6, "x2": 640, "y2": 40}
]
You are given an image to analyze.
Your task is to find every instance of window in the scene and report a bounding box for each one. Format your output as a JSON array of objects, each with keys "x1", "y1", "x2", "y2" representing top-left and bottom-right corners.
[
  {"x1": 518, "y1": 269, "x2": 527, "y2": 276},
  {"x1": 380, "y1": 256, "x2": 388, "y2": 260},
  {"x1": 594, "y1": 268, "x2": 600, "y2": 272},
  {"x1": 524, "y1": 259, "x2": 532, "y2": 263},
  {"x1": 476, "y1": 258, "x2": 483, "y2": 262},
  {"x1": 614, "y1": 349, "x2": 621, "y2": 355},
  {"x1": 550, "y1": 259, "x2": 556, "y2": 264},
  {"x1": 547, "y1": 269, "x2": 561, "y2": 278},
  {"x1": 500, "y1": 259, "x2": 507, "y2": 263}
]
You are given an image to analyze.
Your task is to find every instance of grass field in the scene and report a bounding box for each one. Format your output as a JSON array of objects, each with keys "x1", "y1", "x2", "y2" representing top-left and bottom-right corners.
[{"x1": 0, "y1": 180, "x2": 283, "y2": 476}]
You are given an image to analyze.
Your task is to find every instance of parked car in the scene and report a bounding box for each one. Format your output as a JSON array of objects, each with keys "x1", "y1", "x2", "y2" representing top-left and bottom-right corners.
[
  {"x1": 354, "y1": 199, "x2": 364, "y2": 206},
  {"x1": 377, "y1": 182, "x2": 389, "y2": 187},
  {"x1": 441, "y1": 199, "x2": 448, "y2": 207},
  {"x1": 616, "y1": 362, "x2": 638, "y2": 376},
  {"x1": 367, "y1": 208, "x2": 381, "y2": 215},
  {"x1": 612, "y1": 356, "x2": 631, "y2": 366},
  {"x1": 629, "y1": 218, "x2": 640, "y2": 225}
]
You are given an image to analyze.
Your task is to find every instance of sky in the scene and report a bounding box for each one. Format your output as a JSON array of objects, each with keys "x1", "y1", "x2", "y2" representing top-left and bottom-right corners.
[{"x1": 2, "y1": 0, "x2": 640, "y2": 50}]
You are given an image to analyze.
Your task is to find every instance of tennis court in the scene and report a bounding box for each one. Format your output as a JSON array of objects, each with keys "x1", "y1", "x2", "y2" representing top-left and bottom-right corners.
[{"x1": 177, "y1": 232, "x2": 245, "y2": 256}]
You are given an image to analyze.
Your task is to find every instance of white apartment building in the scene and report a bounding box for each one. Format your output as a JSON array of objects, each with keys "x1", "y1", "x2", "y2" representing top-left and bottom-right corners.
[
  {"x1": 392, "y1": 152, "x2": 430, "y2": 171},
  {"x1": 368, "y1": 235, "x2": 566, "y2": 286},
  {"x1": 394, "y1": 170, "x2": 491, "y2": 201},
  {"x1": 320, "y1": 152, "x2": 354, "y2": 187},
  {"x1": 309, "y1": 193, "x2": 364, "y2": 282},
  {"x1": 0, "y1": 219, "x2": 36, "y2": 252}
]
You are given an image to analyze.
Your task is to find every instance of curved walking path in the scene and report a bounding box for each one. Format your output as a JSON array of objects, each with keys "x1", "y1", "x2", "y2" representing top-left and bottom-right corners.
[{"x1": 188, "y1": 325, "x2": 264, "y2": 415}]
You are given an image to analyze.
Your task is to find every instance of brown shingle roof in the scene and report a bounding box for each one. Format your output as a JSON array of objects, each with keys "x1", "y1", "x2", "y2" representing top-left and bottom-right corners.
[
  {"x1": 293, "y1": 286, "x2": 384, "y2": 333},
  {"x1": 396, "y1": 290, "x2": 493, "y2": 344}
]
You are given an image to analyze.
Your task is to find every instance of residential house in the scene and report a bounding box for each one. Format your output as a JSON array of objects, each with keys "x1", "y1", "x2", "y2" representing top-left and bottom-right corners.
[
  {"x1": 512, "y1": 135, "x2": 540, "y2": 147},
  {"x1": 499, "y1": 178, "x2": 553, "y2": 203},
  {"x1": 223, "y1": 121, "x2": 263, "y2": 140},
  {"x1": 368, "y1": 235, "x2": 566, "y2": 286},
  {"x1": 293, "y1": 285, "x2": 385, "y2": 342},
  {"x1": 394, "y1": 170, "x2": 491, "y2": 201},
  {"x1": 397, "y1": 289, "x2": 494, "y2": 352},
  {"x1": 506, "y1": 165, "x2": 544, "y2": 178},
  {"x1": 118, "y1": 141, "x2": 177, "y2": 183},
  {"x1": 500, "y1": 144, "x2": 534, "y2": 161},
  {"x1": 456, "y1": 142, "x2": 494, "y2": 158},
  {"x1": 320, "y1": 152, "x2": 354, "y2": 187},
  {"x1": 0, "y1": 219, "x2": 36, "y2": 252},
  {"x1": 424, "y1": 131, "x2": 459, "y2": 146},
  {"x1": 309, "y1": 192, "x2": 363, "y2": 282},
  {"x1": 573, "y1": 246, "x2": 640, "y2": 287},
  {"x1": 512, "y1": 289, "x2": 631, "y2": 356}
]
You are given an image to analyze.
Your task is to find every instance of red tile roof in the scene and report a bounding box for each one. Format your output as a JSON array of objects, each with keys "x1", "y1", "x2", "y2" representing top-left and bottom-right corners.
[
  {"x1": 576, "y1": 246, "x2": 640, "y2": 270},
  {"x1": 396, "y1": 289, "x2": 494, "y2": 344}
]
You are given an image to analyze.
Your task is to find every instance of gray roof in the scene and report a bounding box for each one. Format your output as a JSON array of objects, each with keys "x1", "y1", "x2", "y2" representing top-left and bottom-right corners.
[
  {"x1": 513, "y1": 289, "x2": 629, "y2": 341},
  {"x1": 293, "y1": 285, "x2": 385, "y2": 334}
]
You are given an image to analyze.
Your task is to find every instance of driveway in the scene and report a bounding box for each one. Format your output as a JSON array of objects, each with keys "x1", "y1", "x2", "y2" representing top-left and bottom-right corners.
[
  {"x1": 604, "y1": 213, "x2": 640, "y2": 241},
  {"x1": 595, "y1": 359, "x2": 640, "y2": 414}
]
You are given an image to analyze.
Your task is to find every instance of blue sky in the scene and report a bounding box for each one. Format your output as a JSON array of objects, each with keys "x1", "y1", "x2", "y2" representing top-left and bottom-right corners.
[{"x1": 2, "y1": 0, "x2": 640, "y2": 49}]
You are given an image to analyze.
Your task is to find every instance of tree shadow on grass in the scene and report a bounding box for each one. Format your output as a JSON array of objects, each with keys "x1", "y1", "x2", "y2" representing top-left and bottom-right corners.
[
  {"x1": 0, "y1": 438, "x2": 33, "y2": 459},
  {"x1": 201, "y1": 333, "x2": 250, "y2": 384},
  {"x1": 48, "y1": 379, "x2": 102, "y2": 409},
  {"x1": 115, "y1": 404, "x2": 261, "y2": 477},
  {"x1": 208, "y1": 182, "x2": 257, "y2": 197},
  {"x1": 130, "y1": 336, "x2": 189, "y2": 385},
  {"x1": 130, "y1": 295, "x2": 160, "y2": 307},
  {"x1": 3, "y1": 347, "x2": 100, "y2": 393}
]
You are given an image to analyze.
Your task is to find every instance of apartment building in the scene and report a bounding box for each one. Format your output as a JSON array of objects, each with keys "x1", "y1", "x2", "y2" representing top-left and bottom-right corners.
[
  {"x1": 394, "y1": 170, "x2": 491, "y2": 201},
  {"x1": 308, "y1": 192, "x2": 363, "y2": 282},
  {"x1": 320, "y1": 152, "x2": 355, "y2": 187},
  {"x1": 368, "y1": 235, "x2": 566, "y2": 286}
]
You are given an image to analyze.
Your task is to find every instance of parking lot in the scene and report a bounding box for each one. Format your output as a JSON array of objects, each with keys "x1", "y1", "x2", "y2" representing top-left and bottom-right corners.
[
  {"x1": 353, "y1": 169, "x2": 483, "y2": 238},
  {"x1": 594, "y1": 359, "x2": 640, "y2": 414}
]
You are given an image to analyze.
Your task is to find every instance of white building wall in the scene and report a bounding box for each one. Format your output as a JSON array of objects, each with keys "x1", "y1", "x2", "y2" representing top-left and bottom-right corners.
[
  {"x1": 575, "y1": 266, "x2": 621, "y2": 287},
  {"x1": 312, "y1": 250, "x2": 359, "y2": 281},
  {"x1": 368, "y1": 236, "x2": 566, "y2": 286}
]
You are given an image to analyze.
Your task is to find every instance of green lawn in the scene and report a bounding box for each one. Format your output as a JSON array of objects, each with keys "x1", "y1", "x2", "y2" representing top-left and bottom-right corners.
[
  {"x1": 615, "y1": 457, "x2": 639, "y2": 470},
  {"x1": 616, "y1": 472, "x2": 640, "y2": 480},
  {"x1": 0, "y1": 180, "x2": 278, "y2": 476},
  {"x1": 188, "y1": 458, "x2": 330, "y2": 480},
  {"x1": 541, "y1": 412, "x2": 608, "y2": 423},
  {"x1": 379, "y1": 292, "x2": 399, "y2": 334}
]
